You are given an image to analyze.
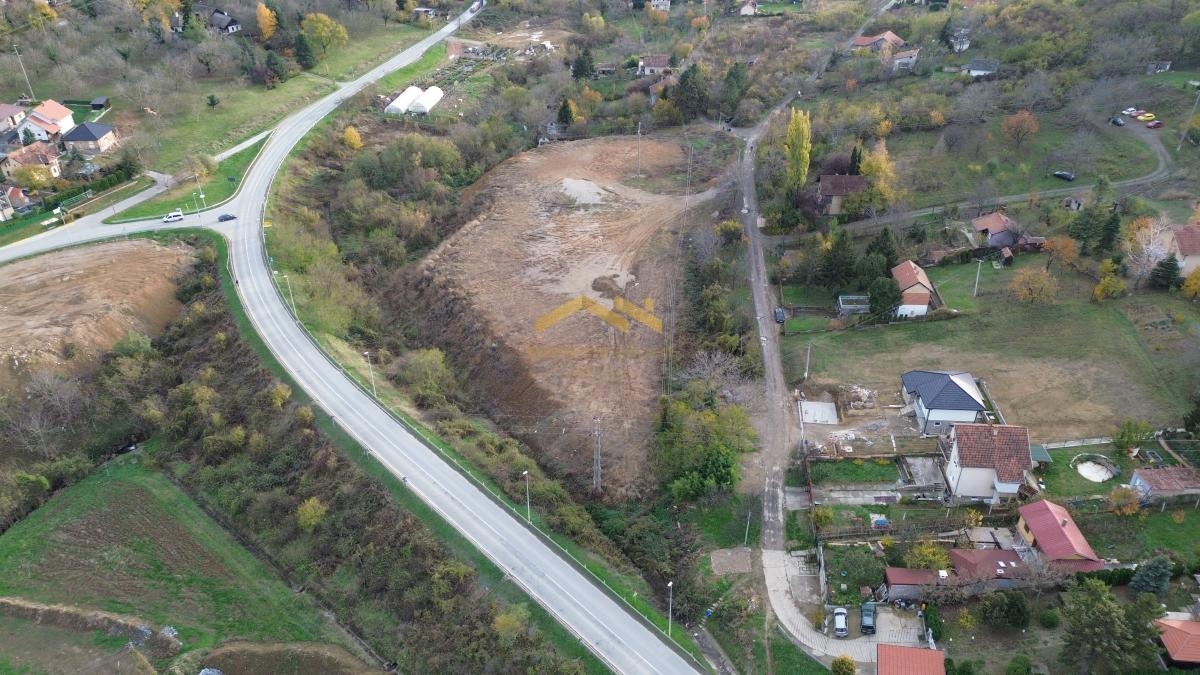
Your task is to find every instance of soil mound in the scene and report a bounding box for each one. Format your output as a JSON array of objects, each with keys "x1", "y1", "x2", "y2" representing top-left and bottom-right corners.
[
  {"x1": 395, "y1": 137, "x2": 715, "y2": 497},
  {"x1": 0, "y1": 239, "x2": 192, "y2": 389}
]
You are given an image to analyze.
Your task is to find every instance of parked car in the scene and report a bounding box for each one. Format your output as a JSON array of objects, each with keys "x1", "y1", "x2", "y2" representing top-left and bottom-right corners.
[
  {"x1": 1136, "y1": 113, "x2": 1156, "y2": 122},
  {"x1": 1052, "y1": 170, "x2": 1076, "y2": 181},
  {"x1": 861, "y1": 603, "x2": 877, "y2": 635},
  {"x1": 1109, "y1": 116, "x2": 1126, "y2": 126},
  {"x1": 833, "y1": 607, "x2": 849, "y2": 638},
  {"x1": 1122, "y1": 107, "x2": 1138, "y2": 116},
  {"x1": 1132, "y1": 109, "x2": 1148, "y2": 117},
  {"x1": 1147, "y1": 120, "x2": 1164, "y2": 129},
  {"x1": 218, "y1": 213, "x2": 237, "y2": 222},
  {"x1": 162, "y1": 209, "x2": 184, "y2": 223},
  {"x1": 774, "y1": 307, "x2": 786, "y2": 324}
]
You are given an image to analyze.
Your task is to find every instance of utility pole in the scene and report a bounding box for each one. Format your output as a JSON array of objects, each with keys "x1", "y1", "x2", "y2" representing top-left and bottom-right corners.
[
  {"x1": 363, "y1": 351, "x2": 376, "y2": 397},
  {"x1": 972, "y1": 259, "x2": 983, "y2": 297},
  {"x1": 12, "y1": 44, "x2": 35, "y2": 101},
  {"x1": 522, "y1": 470, "x2": 531, "y2": 522},
  {"x1": 667, "y1": 580, "x2": 674, "y2": 638},
  {"x1": 1177, "y1": 86, "x2": 1200, "y2": 155},
  {"x1": 636, "y1": 121, "x2": 642, "y2": 178},
  {"x1": 803, "y1": 343, "x2": 812, "y2": 381},
  {"x1": 743, "y1": 508, "x2": 752, "y2": 547},
  {"x1": 592, "y1": 416, "x2": 602, "y2": 491}
]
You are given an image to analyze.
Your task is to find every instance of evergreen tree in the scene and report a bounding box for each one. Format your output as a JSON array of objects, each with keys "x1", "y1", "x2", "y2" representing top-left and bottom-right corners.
[
  {"x1": 673, "y1": 64, "x2": 708, "y2": 122},
  {"x1": 856, "y1": 252, "x2": 888, "y2": 287},
  {"x1": 865, "y1": 227, "x2": 899, "y2": 270},
  {"x1": 1129, "y1": 555, "x2": 1172, "y2": 597},
  {"x1": 1096, "y1": 210, "x2": 1121, "y2": 252},
  {"x1": 571, "y1": 48, "x2": 595, "y2": 81},
  {"x1": 557, "y1": 97, "x2": 576, "y2": 125},
  {"x1": 783, "y1": 109, "x2": 812, "y2": 201},
  {"x1": 1067, "y1": 204, "x2": 1103, "y2": 254},
  {"x1": 720, "y1": 62, "x2": 749, "y2": 115},
  {"x1": 849, "y1": 145, "x2": 863, "y2": 175},
  {"x1": 868, "y1": 277, "x2": 901, "y2": 316},
  {"x1": 180, "y1": 0, "x2": 193, "y2": 29},
  {"x1": 1149, "y1": 254, "x2": 1182, "y2": 290},
  {"x1": 295, "y1": 32, "x2": 317, "y2": 69},
  {"x1": 266, "y1": 51, "x2": 290, "y2": 82},
  {"x1": 939, "y1": 18, "x2": 954, "y2": 50},
  {"x1": 819, "y1": 231, "x2": 857, "y2": 290}
]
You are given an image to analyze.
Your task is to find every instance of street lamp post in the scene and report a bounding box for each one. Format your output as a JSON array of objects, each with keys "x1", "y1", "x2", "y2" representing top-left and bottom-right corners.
[
  {"x1": 522, "y1": 470, "x2": 530, "y2": 522},
  {"x1": 363, "y1": 351, "x2": 377, "y2": 397},
  {"x1": 275, "y1": 272, "x2": 297, "y2": 315},
  {"x1": 667, "y1": 581, "x2": 674, "y2": 638}
]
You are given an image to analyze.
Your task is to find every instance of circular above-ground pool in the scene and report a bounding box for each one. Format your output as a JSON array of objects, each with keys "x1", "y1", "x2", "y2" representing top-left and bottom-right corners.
[{"x1": 1069, "y1": 453, "x2": 1121, "y2": 483}]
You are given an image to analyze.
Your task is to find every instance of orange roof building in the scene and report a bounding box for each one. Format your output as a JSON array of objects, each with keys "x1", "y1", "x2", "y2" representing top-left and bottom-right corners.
[
  {"x1": 1016, "y1": 499, "x2": 1103, "y2": 572},
  {"x1": 1156, "y1": 618, "x2": 1200, "y2": 665},
  {"x1": 877, "y1": 643, "x2": 946, "y2": 675},
  {"x1": 891, "y1": 260, "x2": 933, "y2": 317}
]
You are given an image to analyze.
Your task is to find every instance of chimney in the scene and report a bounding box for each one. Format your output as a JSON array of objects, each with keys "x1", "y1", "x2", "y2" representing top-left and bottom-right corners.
[
  {"x1": 993, "y1": 426, "x2": 998, "y2": 437},
  {"x1": 1060, "y1": 519, "x2": 1068, "y2": 527}
]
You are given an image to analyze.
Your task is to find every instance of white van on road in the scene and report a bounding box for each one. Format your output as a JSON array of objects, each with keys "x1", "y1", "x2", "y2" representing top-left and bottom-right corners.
[{"x1": 162, "y1": 210, "x2": 184, "y2": 223}]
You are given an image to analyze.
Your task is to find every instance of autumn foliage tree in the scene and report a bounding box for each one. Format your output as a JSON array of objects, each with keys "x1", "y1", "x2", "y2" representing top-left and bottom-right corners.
[
  {"x1": 1044, "y1": 236, "x2": 1078, "y2": 272},
  {"x1": 301, "y1": 12, "x2": 348, "y2": 55},
  {"x1": 256, "y1": 2, "x2": 277, "y2": 41},
  {"x1": 342, "y1": 126, "x2": 363, "y2": 150},
  {"x1": 1183, "y1": 268, "x2": 1200, "y2": 300},
  {"x1": 831, "y1": 655, "x2": 857, "y2": 675},
  {"x1": 1002, "y1": 110, "x2": 1040, "y2": 149},
  {"x1": 784, "y1": 108, "x2": 812, "y2": 201},
  {"x1": 1108, "y1": 486, "x2": 1140, "y2": 516},
  {"x1": 1009, "y1": 268, "x2": 1057, "y2": 304},
  {"x1": 1093, "y1": 259, "x2": 1126, "y2": 301}
]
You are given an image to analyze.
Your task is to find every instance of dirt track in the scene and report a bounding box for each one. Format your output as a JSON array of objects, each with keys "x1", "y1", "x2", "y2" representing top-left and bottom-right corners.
[
  {"x1": 403, "y1": 137, "x2": 722, "y2": 497},
  {"x1": 0, "y1": 240, "x2": 192, "y2": 389}
]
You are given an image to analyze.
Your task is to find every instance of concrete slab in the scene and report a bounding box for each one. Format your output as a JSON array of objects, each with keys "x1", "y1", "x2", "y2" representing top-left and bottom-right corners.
[
  {"x1": 784, "y1": 487, "x2": 812, "y2": 510},
  {"x1": 800, "y1": 400, "x2": 839, "y2": 425},
  {"x1": 902, "y1": 456, "x2": 944, "y2": 488}
]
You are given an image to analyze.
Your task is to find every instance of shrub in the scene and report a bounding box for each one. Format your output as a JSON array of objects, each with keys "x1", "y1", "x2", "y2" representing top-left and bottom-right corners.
[
  {"x1": 1129, "y1": 555, "x2": 1172, "y2": 598},
  {"x1": 1005, "y1": 654, "x2": 1032, "y2": 675},
  {"x1": 1039, "y1": 608, "x2": 1060, "y2": 629},
  {"x1": 924, "y1": 603, "x2": 943, "y2": 640}
]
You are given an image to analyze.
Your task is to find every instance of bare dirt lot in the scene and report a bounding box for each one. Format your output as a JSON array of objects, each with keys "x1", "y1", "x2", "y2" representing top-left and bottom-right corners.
[
  {"x1": 0, "y1": 240, "x2": 193, "y2": 390},
  {"x1": 403, "y1": 136, "x2": 727, "y2": 497},
  {"x1": 201, "y1": 641, "x2": 371, "y2": 675}
]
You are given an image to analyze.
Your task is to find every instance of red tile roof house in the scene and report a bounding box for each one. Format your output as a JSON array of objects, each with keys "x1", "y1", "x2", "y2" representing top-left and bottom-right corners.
[
  {"x1": 1130, "y1": 466, "x2": 1200, "y2": 501},
  {"x1": 637, "y1": 54, "x2": 671, "y2": 77},
  {"x1": 1155, "y1": 617, "x2": 1200, "y2": 667},
  {"x1": 817, "y1": 174, "x2": 868, "y2": 216},
  {"x1": 1016, "y1": 499, "x2": 1103, "y2": 572},
  {"x1": 851, "y1": 30, "x2": 906, "y2": 52},
  {"x1": 971, "y1": 211, "x2": 1025, "y2": 249},
  {"x1": 1, "y1": 141, "x2": 62, "y2": 181},
  {"x1": 881, "y1": 566, "x2": 939, "y2": 601},
  {"x1": 15, "y1": 99, "x2": 75, "y2": 142},
  {"x1": 949, "y1": 548, "x2": 1027, "y2": 594},
  {"x1": 891, "y1": 260, "x2": 934, "y2": 317},
  {"x1": 877, "y1": 643, "x2": 946, "y2": 675},
  {"x1": 941, "y1": 423, "x2": 1033, "y2": 504},
  {"x1": 1168, "y1": 224, "x2": 1200, "y2": 277}
]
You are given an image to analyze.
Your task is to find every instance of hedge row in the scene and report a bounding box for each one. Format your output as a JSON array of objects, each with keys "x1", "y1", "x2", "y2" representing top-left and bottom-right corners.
[{"x1": 43, "y1": 168, "x2": 135, "y2": 211}]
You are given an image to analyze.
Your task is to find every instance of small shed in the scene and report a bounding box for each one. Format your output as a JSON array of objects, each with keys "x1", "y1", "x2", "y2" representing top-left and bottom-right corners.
[
  {"x1": 880, "y1": 567, "x2": 938, "y2": 601},
  {"x1": 90, "y1": 96, "x2": 111, "y2": 111},
  {"x1": 1000, "y1": 247, "x2": 1014, "y2": 266}
]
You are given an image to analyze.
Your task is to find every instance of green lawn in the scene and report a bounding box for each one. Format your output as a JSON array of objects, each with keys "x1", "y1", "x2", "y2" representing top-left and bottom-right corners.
[
  {"x1": 785, "y1": 315, "x2": 833, "y2": 333},
  {"x1": 755, "y1": 1, "x2": 808, "y2": 13},
  {"x1": 886, "y1": 110, "x2": 1159, "y2": 209},
  {"x1": 682, "y1": 493, "x2": 762, "y2": 549},
  {"x1": 786, "y1": 510, "x2": 816, "y2": 550},
  {"x1": 1039, "y1": 444, "x2": 1136, "y2": 499},
  {"x1": 378, "y1": 43, "x2": 448, "y2": 92},
  {"x1": 108, "y1": 137, "x2": 267, "y2": 223},
  {"x1": 781, "y1": 284, "x2": 835, "y2": 307},
  {"x1": 1075, "y1": 508, "x2": 1200, "y2": 566},
  {"x1": 144, "y1": 75, "x2": 336, "y2": 171},
  {"x1": 0, "y1": 211, "x2": 61, "y2": 247},
  {"x1": 926, "y1": 254, "x2": 1045, "y2": 312},
  {"x1": 316, "y1": 24, "x2": 428, "y2": 81},
  {"x1": 0, "y1": 457, "x2": 338, "y2": 651},
  {"x1": 809, "y1": 457, "x2": 899, "y2": 485}
]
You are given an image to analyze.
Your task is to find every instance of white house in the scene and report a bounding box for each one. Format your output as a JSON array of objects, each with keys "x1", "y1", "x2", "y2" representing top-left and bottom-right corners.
[
  {"x1": 650, "y1": 0, "x2": 671, "y2": 10},
  {"x1": 16, "y1": 99, "x2": 75, "y2": 141},
  {"x1": 891, "y1": 260, "x2": 933, "y2": 317},
  {"x1": 965, "y1": 58, "x2": 999, "y2": 77},
  {"x1": 900, "y1": 370, "x2": 987, "y2": 435},
  {"x1": 942, "y1": 423, "x2": 1033, "y2": 504},
  {"x1": 738, "y1": 0, "x2": 757, "y2": 15},
  {"x1": 638, "y1": 54, "x2": 671, "y2": 76}
]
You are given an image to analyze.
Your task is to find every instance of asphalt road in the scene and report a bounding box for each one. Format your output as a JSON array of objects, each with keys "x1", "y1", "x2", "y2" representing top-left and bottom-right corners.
[{"x1": 0, "y1": 9, "x2": 699, "y2": 674}]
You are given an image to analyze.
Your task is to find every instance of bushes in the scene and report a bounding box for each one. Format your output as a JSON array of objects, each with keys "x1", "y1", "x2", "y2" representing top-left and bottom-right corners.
[
  {"x1": 1039, "y1": 608, "x2": 1060, "y2": 629},
  {"x1": 978, "y1": 591, "x2": 1030, "y2": 630},
  {"x1": 42, "y1": 167, "x2": 136, "y2": 211},
  {"x1": 1077, "y1": 567, "x2": 1135, "y2": 586},
  {"x1": 1005, "y1": 655, "x2": 1032, "y2": 675},
  {"x1": 924, "y1": 603, "x2": 944, "y2": 640}
]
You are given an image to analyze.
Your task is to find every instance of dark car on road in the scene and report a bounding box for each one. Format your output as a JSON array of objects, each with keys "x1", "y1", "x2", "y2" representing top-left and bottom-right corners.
[
  {"x1": 218, "y1": 213, "x2": 237, "y2": 222},
  {"x1": 774, "y1": 307, "x2": 786, "y2": 324},
  {"x1": 1052, "y1": 170, "x2": 1075, "y2": 181}
]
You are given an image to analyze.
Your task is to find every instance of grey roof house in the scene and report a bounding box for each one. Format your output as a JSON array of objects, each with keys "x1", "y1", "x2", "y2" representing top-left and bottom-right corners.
[{"x1": 901, "y1": 370, "x2": 988, "y2": 435}]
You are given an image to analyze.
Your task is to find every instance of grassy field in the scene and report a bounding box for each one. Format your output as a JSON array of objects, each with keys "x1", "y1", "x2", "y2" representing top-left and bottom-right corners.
[
  {"x1": 785, "y1": 315, "x2": 833, "y2": 333},
  {"x1": 886, "y1": 111, "x2": 1159, "y2": 209},
  {"x1": 1039, "y1": 444, "x2": 1137, "y2": 499},
  {"x1": 1075, "y1": 507, "x2": 1200, "y2": 566},
  {"x1": 786, "y1": 510, "x2": 816, "y2": 550},
  {"x1": 377, "y1": 43, "x2": 448, "y2": 92},
  {"x1": 144, "y1": 76, "x2": 336, "y2": 171},
  {"x1": 809, "y1": 458, "x2": 899, "y2": 485},
  {"x1": 781, "y1": 284, "x2": 835, "y2": 307},
  {"x1": 0, "y1": 614, "x2": 149, "y2": 674},
  {"x1": 682, "y1": 493, "x2": 763, "y2": 549},
  {"x1": 783, "y1": 256, "x2": 1199, "y2": 441},
  {"x1": 109, "y1": 138, "x2": 267, "y2": 223},
  {"x1": 316, "y1": 24, "x2": 429, "y2": 81},
  {"x1": 0, "y1": 456, "x2": 340, "y2": 653}
]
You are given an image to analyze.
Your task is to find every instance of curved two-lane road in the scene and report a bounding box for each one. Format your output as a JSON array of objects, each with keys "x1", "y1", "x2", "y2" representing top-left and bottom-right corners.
[{"x1": 0, "y1": 10, "x2": 698, "y2": 674}]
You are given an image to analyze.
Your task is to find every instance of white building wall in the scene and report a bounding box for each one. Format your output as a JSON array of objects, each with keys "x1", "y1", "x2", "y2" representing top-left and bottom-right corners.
[
  {"x1": 924, "y1": 408, "x2": 980, "y2": 434},
  {"x1": 896, "y1": 303, "x2": 928, "y2": 318},
  {"x1": 947, "y1": 454, "x2": 995, "y2": 499}
]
